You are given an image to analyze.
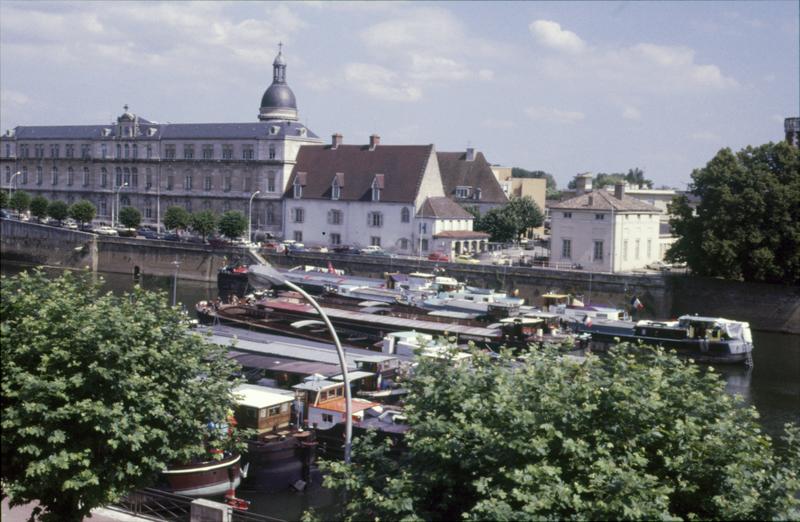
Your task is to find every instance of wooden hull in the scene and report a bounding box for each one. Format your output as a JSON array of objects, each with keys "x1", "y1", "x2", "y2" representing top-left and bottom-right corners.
[
  {"x1": 161, "y1": 453, "x2": 242, "y2": 497},
  {"x1": 242, "y1": 431, "x2": 317, "y2": 492}
]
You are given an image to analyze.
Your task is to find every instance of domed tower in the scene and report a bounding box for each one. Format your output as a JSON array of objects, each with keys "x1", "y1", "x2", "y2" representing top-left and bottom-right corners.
[{"x1": 259, "y1": 44, "x2": 298, "y2": 122}]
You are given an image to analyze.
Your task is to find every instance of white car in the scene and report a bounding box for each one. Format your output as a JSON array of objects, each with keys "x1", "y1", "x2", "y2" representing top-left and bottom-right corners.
[
  {"x1": 359, "y1": 245, "x2": 384, "y2": 254},
  {"x1": 94, "y1": 226, "x2": 118, "y2": 236}
]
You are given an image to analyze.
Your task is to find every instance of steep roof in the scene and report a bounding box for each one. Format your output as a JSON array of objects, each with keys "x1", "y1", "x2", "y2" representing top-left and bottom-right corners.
[
  {"x1": 286, "y1": 144, "x2": 434, "y2": 203},
  {"x1": 417, "y1": 197, "x2": 474, "y2": 219},
  {"x1": 550, "y1": 189, "x2": 661, "y2": 213},
  {"x1": 437, "y1": 151, "x2": 508, "y2": 204}
]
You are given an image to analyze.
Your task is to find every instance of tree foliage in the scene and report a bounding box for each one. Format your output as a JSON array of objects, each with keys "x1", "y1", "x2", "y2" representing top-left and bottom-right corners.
[
  {"x1": 47, "y1": 200, "x2": 69, "y2": 223},
  {"x1": 473, "y1": 207, "x2": 517, "y2": 243},
  {"x1": 506, "y1": 196, "x2": 545, "y2": 239},
  {"x1": 473, "y1": 197, "x2": 545, "y2": 243},
  {"x1": 163, "y1": 206, "x2": 190, "y2": 232},
  {"x1": 9, "y1": 190, "x2": 31, "y2": 215},
  {"x1": 190, "y1": 210, "x2": 217, "y2": 241},
  {"x1": 118, "y1": 206, "x2": 142, "y2": 229},
  {"x1": 667, "y1": 142, "x2": 800, "y2": 284},
  {"x1": 511, "y1": 168, "x2": 559, "y2": 199},
  {"x1": 0, "y1": 189, "x2": 9, "y2": 209},
  {"x1": 1, "y1": 270, "x2": 240, "y2": 521},
  {"x1": 315, "y1": 343, "x2": 800, "y2": 521},
  {"x1": 218, "y1": 210, "x2": 248, "y2": 240},
  {"x1": 68, "y1": 200, "x2": 96, "y2": 226},
  {"x1": 567, "y1": 168, "x2": 653, "y2": 190},
  {"x1": 29, "y1": 195, "x2": 50, "y2": 222}
]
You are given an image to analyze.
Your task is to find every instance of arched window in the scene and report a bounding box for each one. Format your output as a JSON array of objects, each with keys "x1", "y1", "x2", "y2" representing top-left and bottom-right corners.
[
  {"x1": 115, "y1": 167, "x2": 123, "y2": 187},
  {"x1": 268, "y1": 145, "x2": 276, "y2": 160},
  {"x1": 267, "y1": 171, "x2": 276, "y2": 192},
  {"x1": 331, "y1": 178, "x2": 341, "y2": 200},
  {"x1": 401, "y1": 207, "x2": 410, "y2": 223},
  {"x1": 120, "y1": 195, "x2": 131, "y2": 207}
]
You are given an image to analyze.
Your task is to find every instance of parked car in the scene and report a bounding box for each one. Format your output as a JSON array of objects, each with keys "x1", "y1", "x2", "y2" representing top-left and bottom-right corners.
[
  {"x1": 163, "y1": 232, "x2": 181, "y2": 242},
  {"x1": 137, "y1": 228, "x2": 160, "y2": 239},
  {"x1": 454, "y1": 254, "x2": 480, "y2": 265},
  {"x1": 64, "y1": 219, "x2": 78, "y2": 230},
  {"x1": 427, "y1": 251, "x2": 450, "y2": 262},
  {"x1": 359, "y1": 245, "x2": 385, "y2": 255},
  {"x1": 491, "y1": 256, "x2": 512, "y2": 266},
  {"x1": 333, "y1": 245, "x2": 357, "y2": 254},
  {"x1": 262, "y1": 240, "x2": 286, "y2": 253},
  {"x1": 0, "y1": 209, "x2": 10, "y2": 219},
  {"x1": 308, "y1": 245, "x2": 329, "y2": 253},
  {"x1": 208, "y1": 237, "x2": 230, "y2": 247},
  {"x1": 646, "y1": 260, "x2": 673, "y2": 271},
  {"x1": 287, "y1": 243, "x2": 307, "y2": 253},
  {"x1": 94, "y1": 226, "x2": 118, "y2": 236}
]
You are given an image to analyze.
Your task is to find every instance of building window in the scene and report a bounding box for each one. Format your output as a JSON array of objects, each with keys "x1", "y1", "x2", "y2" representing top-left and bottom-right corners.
[
  {"x1": 202, "y1": 145, "x2": 213, "y2": 160},
  {"x1": 132, "y1": 144, "x2": 138, "y2": 159},
  {"x1": 623, "y1": 240, "x2": 629, "y2": 261},
  {"x1": 165, "y1": 145, "x2": 176, "y2": 159},
  {"x1": 124, "y1": 144, "x2": 130, "y2": 159},
  {"x1": 131, "y1": 168, "x2": 138, "y2": 187},
  {"x1": 204, "y1": 176, "x2": 212, "y2": 191},
  {"x1": 647, "y1": 239, "x2": 652, "y2": 258},
  {"x1": 66, "y1": 144, "x2": 74, "y2": 158},
  {"x1": 116, "y1": 167, "x2": 123, "y2": 187},
  {"x1": 455, "y1": 186, "x2": 470, "y2": 199},
  {"x1": 123, "y1": 168, "x2": 131, "y2": 186},
  {"x1": 371, "y1": 182, "x2": 381, "y2": 202},
  {"x1": 401, "y1": 207, "x2": 410, "y2": 223},
  {"x1": 269, "y1": 145, "x2": 276, "y2": 160},
  {"x1": 167, "y1": 175, "x2": 174, "y2": 191},
  {"x1": 635, "y1": 239, "x2": 640, "y2": 260},
  {"x1": 242, "y1": 146, "x2": 254, "y2": 160},
  {"x1": 419, "y1": 222, "x2": 427, "y2": 234},
  {"x1": 267, "y1": 171, "x2": 276, "y2": 192},
  {"x1": 81, "y1": 144, "x2": 90, "y2": 159},
  {"x1": 6, "y1": 144, "x2": 12, "y2": 158},
  {"x1": 421, "y1": 238, "x2": 428, "y2": 251},
  {"x1": 144, "y1": 200, "x2": 152, "y2": 219},
  {"x1": 329, "y1": 209, "x2": 342, "y2": 225},
  {"x1": 293, "y1": 179, "x2": 302, "y2": 199},
  {"x1": 371, "y1": 236, "x2": 381, "y2": 247},
  {"x1": 294, "y1": 231, "x2": 303, "y2": 242},
  {"x1": 400, "y1": 238, "x2": 409, "y2": 250},
  {"x1": 563, "y1": 212, "x2": 572, "y2": 219},
  {"x1": 4, "y1": 166, "x2": 9, "y2": 183},
  {"x1": 183, "y1": 145, "x2": 194, "y2": 160},
  {"x1": 51, "y1": 166, "x2": 58, "y2": 185},
  {"x1": 145, "y1": 169, "x2": 153, "y2": 189},
  {"x1": 36, "y1": 167, "x2": 43, "y2": 185},
  {"x1": 21, "y1": 167, "x2": 28, "y2": 184},
  {"x1": 561, "y1": 239, "x2": 572, "y2": 259},
  {"x1": 185, "y1": 199, "x2": 192, "y2": 213},
  {"x1": 50, "y1": 144, "x2": 60, "y2": 158},
  {"x1": 331, "y1": 179, "x2": 341, "y2": 200},
  {"x1": 222, "y1": 145, "x2": 233, "y2": 160},
  {"x1": 100, "y1": 199, "x2": 107, "y2": 216},
  {"x1": 101, "y1": 144, "x2": 108, "y2": 159},
  {"x1": 293, "y1": 208, "x2": 304, "y2": 223},
  {"x1": 223, "y1": 200, "x2": 231, "y2": 212},
  {"x1": 146, "y1": 145, "x2": 152, "y2": 159},
  {"x1": 368, "y1": 212, "x2": 383, "y2": 227},
  {"x1": 244, "y1": 176, "x2": 252, "y2": 192},
  {"x1": 184, "y1": 174, "x2": 193, "y2": 190},
  {"x1": 595, "y1": 213, "x2": 605, "y2": 220},
  {"x1": 266, "y1": 203, "x2": 275, "y2": 225},
  {"x1": 330, "y1": 233, "x2": 341, "y2": 245},
  {"x1": 120, "y1": 195, "x2": 130, "y2": 207},
  {"x1": 593, "y1": 240, "x2": 603, "y2": 261},
  {"x1": 116, "y1": 144, "x2": 121, "y2": 158},
  {"x1": 101, "y1": 168, "x2": 108, "y2": 188},
  {"x1": 67, "y1": 167, "x2": 74, "y2": 186},
  {"x1": 83, "y1": 167, "x2": 90, "y2": 187},
  {"x1": 224, "y1": 175, "x2": 232, "y2": 192}
]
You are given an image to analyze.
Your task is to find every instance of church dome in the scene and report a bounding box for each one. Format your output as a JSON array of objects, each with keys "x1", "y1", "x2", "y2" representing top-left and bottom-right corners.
[{"x1": 259, "y1": 45, "x2": 298, "y2": 122}]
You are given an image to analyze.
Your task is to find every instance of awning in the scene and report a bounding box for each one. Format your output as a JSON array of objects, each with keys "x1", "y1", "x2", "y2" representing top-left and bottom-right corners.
[{"x1": 331, "y1": 370, "x2": 376, "y2": 382}]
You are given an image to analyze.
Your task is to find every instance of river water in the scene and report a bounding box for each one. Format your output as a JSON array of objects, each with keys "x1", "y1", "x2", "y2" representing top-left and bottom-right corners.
[{"x1": 2, "y1": 264, "x2": 799, "y2": 520}]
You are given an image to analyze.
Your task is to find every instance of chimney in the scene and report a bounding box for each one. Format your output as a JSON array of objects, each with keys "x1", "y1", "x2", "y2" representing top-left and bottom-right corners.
[
  {"x1": 575, "y1": 173, "x2": 593, "y2": 195},
  {"x1": 466, "y1": 147, "x2": 475, "y2": 161},
  {"x1": 369, "y1": 134, "x2": 380, "y2": 151},
  {"x1": 331, "y1": 133, "x2": 343, "y2": 149},
  {"x1": 614, "y1": 181, "x2": 625, "y2": 200}
]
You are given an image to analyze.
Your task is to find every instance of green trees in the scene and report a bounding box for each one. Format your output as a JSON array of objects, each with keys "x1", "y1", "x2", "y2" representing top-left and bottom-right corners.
[
  {"x1": 511, "y1": 168, "x2": 559, "y2": 198},
  {"x1": 474, "y1": 207, "x2": 517, "y2": 242},
  {"x1": 163, "y1": 206, "x2": 190, "y2": 232},
  {"x1": 218, "y1": 210, "x2": 248, "y2": 240},
  {"x1": 1, "y1": 270, "x2": 240, "y2": 522},
  {"x1": 506, "y1": 196, "x2": 544, "y2": 240},
  {"x1": 29, "y1": 195, "x2": 50, "y2": 222},
  {"x1": 68, "y1": 200, "x2": 96, "y2": 227},
  {"x1": 190, "y1": 210, "x2": 217, "y2": 241},
  {"x1": 667, "y1": 142, "x2": 800, "y2": 284},
  {"x1": 317, "y1": 344, "x2": 800, "y2": 521},
  {"x1": 47, "y1": 200, "x2": 69, "y2": 224},
  {"x1": 0, "y1": 190, "x2": 8, "y2": 209},
  {"x1": 9, "y1": 190, "x2": 31, "y2": 216},
  {"x1": 474, "y1": 196, "x2": 545, "y2": 242},
  {"x1": 118, "y1": 206, "x2": 142, "y2": 229}
]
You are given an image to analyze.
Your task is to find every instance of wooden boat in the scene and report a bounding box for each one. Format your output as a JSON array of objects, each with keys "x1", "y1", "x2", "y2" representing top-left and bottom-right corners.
[{"x1": 161, "y1": 452, "x2": 244, "y2": 497}]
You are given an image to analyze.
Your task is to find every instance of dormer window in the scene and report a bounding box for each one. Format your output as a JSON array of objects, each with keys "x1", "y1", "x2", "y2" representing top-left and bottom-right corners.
[
  {"x1": 455, "y1": 186, "x2": 471, "y2": 199},
  {"x1": 270, "y1": 126, "x2": 280, "y2": 135},
  {"x1": 293, "y1": 172, "x2": 307, "y2": 199},
  {"x1": 331, "y1": 179, "x2": 341, "y2": 200},
  {"x1": 474, "y1": 188, "x2": 482, "y2": 200},
  {"x1": 371, "y1": 174, "x2": 384, "y2": 202}
]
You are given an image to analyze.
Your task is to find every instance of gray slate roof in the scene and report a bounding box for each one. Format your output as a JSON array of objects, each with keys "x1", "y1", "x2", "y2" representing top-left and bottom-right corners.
[
  {"x1": 417, "y1": 197, "x2": 475, "y2": 219},
  {"x1": 550, "y1": 189, "x2": 661, "y2": 213},
  {"x1": 437, "y1": 151, "x2": 508, "y2": 204}
]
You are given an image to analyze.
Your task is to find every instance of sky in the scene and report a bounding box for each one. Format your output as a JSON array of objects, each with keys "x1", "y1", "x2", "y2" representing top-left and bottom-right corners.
[{"x1": 1, "y1": 1, "x2": 797, "y2": 189}]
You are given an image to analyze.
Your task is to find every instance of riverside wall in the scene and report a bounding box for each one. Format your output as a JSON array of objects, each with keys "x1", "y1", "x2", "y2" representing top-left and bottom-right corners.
[{"x1": 2, "y1": 220, "x2": 797, "y2": 333}]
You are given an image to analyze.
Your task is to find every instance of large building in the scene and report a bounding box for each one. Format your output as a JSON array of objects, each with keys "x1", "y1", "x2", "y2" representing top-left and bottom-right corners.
[{"x1": 0, "y1": 47, "x2": 321, "y2": 237}]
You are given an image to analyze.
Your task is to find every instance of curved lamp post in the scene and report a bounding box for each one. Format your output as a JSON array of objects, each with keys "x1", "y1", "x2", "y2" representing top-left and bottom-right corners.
[
  {"x1": 250, "y1": 263, "x2": 352, "y2": 463},
  {"x1": 9, "y1": 171, "x2": 21, "y2": 196},
  {"x1": 248, "y1": 190, "x2": 261, "y2": 245},
  {"x1": 114, "y1": 182, "x2": 129, "y2": 228}
]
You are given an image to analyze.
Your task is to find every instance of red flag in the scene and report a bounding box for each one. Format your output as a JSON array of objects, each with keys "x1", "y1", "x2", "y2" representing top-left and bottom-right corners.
[{"x1": 328, "y1": 261, "x2": 335, "y2": 274}]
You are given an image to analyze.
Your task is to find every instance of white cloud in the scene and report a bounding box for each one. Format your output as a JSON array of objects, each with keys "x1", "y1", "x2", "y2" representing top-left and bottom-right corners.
[
  {"x1": 344, "y1": 63, "x2": 422, "y2": 102},
  {"x1": 525, "y1": 106, "x2": 585, "y2": 124},
  {"x1": 478, "y1": 69, "x2": 495, "y2": 81},
  {"x1": 529, "y1": 20, "x2": 586, "y2": 54},
  {"x1": 622, "y1": 105, "x2": 641, "y2": 120},
  {"x1": 1, "y1": 89, "x2": 31, "y2": 106},
  {"x1": 409, "y1": 54, "x2": 469, "y2": 82}
]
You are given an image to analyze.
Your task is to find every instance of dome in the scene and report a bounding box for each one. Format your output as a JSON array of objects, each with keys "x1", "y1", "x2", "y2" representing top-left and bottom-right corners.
[
  {"x1": 258, "y1": 45, "x2": 298, "y2": 121},
  {"x1": 273, "y1": 52, "x2": 286, "y2": 67},
  {"x1": 260, "y1": 83, "x2": 296, "y2": 110}
]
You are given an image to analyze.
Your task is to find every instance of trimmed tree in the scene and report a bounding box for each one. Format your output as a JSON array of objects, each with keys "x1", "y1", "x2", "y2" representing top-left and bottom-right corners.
[
  {"x1": 506, "y1": 195, "x2": 545, "y2": 241},
  {"x1": 0, "y1": 190, "x2": 8, "y2": 209},
  {"x1": 29, "y1": 195, "x2": 50, "y2": 222},
  {"x1": 1, "y1": 270, "x2": 241, "y2": 522},
  {"x1": 163, "y1": 205, "x2": 190, "y2": 233},
  {"x1": 68, "y1": 200, "x2": 96, "y2": 227},
  {"x1": 47, "y1": 200, "x2": 69, "y2": 224},
  {"x1": 190, "y1": 210, "x2": 217, "y2": 241},
  {"x1": 218, "y1": 210, "x2": 248, "y2": 241},
  {"x1": 9, "y1": 190, "x2": 31, "y2": 216},
  {"x1": 314, "y1": 343, "x2": 800, "y2": 521},
  {"x1": 118, "y1": 206, "x2": 142, "y2": 229},
  {"x1": 474, "y1": 206, "x2": 517, "y2": 243}
]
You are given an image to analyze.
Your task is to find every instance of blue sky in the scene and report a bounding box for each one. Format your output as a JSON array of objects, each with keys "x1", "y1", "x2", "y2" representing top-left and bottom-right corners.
[{"x1": 1, "y1": 1, "x2": 797, "y2": 189}]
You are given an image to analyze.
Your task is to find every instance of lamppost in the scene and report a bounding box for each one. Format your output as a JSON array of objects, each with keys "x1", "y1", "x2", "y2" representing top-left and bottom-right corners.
[
  {"x1": 171, "y1": 258, "x2": 181, "y2": 306},
  {"x1": 248, "y1": 190, "x2": 261, "y2": 245},
  {"x1": 8, "y1": 171, "x2": 21, "y2": 196},
  {"x1": 249, "y1": 263, "x2": 353, "y2": 463},
  {"x1": 114, "y1": 182, "x2": 129, "y2": 228}
]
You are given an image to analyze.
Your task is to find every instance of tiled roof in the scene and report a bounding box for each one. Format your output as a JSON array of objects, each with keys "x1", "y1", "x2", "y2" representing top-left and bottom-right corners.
[
  {"x1": 286, "y1": 144, "x2": 434, "y2": 203},
  {"x1": 433, "y1": 230, "x2": 490, "y2": 239},
  {"x1": 549, "y1": 189, "x2": 661, "y2": 213},
  {"x1": 437, "y1": 151, "x2": 508, "y2": 204},
  {"x1": 9, "y1": 121, "x2": 318, "y2": 141},
  {"x1": 417, "y1": 197, "x2": 475, "y2": 219}
]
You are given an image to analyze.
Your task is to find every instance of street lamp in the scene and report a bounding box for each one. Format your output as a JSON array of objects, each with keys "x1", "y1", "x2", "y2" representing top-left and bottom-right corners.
[
  {"x1": 249, "y1": 263, "x2": 353, "y2": 463},
  {"x1": 172, "y1": 258, "x2": 181, "y2": 307},
  {"x1": 8, "y1": 171, "x2": 21, "y2": 196},
  {"x1": 248, "y1": 190, "x2": 261, "y2": 245},
  {"x1": 114, "y1": 182, "x2": 129, "y2": 228}
]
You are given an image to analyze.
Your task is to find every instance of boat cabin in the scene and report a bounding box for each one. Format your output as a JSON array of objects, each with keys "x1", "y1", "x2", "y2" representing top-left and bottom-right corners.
[
  {"x1": 292, "y1": 377, "x2": 379, "y2": 430},
  {"x1": 497, "y1": 317, "x2": 544, "y2": 339},
  {"x1": 381, "y1": 331, "x2": 472, "y2": 365},
  {"x1": 677, "y1": 315, "x2": 752, "y2": 342},
  {"x1": 232, "y1": 384, "x2": 293, "y2": 433}
]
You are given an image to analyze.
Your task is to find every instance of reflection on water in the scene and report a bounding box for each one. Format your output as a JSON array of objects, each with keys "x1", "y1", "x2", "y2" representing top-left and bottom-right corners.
[{"x1": 3, "y1": 263, "x2": 799, "y2": 520}]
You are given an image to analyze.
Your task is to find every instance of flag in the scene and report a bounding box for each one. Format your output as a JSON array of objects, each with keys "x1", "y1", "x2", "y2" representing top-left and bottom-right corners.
[
  {"x1": 327, "y1": 261, "x2": 335, "y2": 274},
  {"x1": 631, "y1": 296, "x2": 644, "y2": 310},
  {"x1": 583, "y1": 315, "x2": 593, "y2": 327}
]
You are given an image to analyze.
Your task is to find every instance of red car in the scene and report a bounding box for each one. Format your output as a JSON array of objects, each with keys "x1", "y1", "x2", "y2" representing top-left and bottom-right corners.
[
  {"x1": 428, "y1": 252, "x2": 450, "y2": 262},
  {"x1": 261, "y1": 240, "x2": 286, "y2": 253}
]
